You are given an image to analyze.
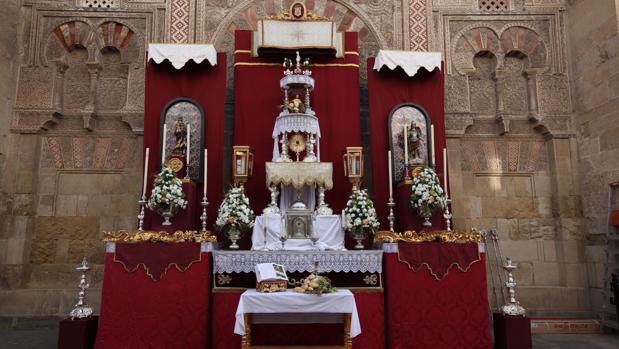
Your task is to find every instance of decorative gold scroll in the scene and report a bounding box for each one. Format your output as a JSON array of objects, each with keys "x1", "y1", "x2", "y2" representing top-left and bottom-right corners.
[
  {"x1": 102, "y1": 230, "x2": 217, "y2": 243},
  {"x1": 374, "y1": 230, "x2": 483, "y2": 244}
]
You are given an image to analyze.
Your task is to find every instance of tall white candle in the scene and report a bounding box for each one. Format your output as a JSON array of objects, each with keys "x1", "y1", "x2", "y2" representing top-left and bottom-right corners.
[
  {"x1": 161, "y1": 124, "x2": 167, "y2": 166},
  {"x1": 403, "y1": 124, "x2": 409, "y2": 166},
  {"x1": 430, "y1": 124, "x2": 435, "y2": 167},
  {"x1": 186, "y1": 124, "x2": 191, "y2": 172},
  {"x1": 388, "y1": 150, "x2": 393, "y2": 198},
  {"x1": 203, "y1": 149, "x2": 208, "y2": 197},
  {"x1": 142, "y1": 147, "x2": 150, "y2": 197},
  {"x1": 443, "y1": 147, "x2": 448, "y2": 197}
]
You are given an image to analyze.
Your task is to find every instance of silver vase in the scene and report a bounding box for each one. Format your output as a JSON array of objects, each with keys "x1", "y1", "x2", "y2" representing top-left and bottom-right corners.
[
  {"x1": 418, "y1": 203, "x2": 433, "y2": 228},
  {"x1": 155, "y1": 204, "x2": 178, "y2": 226},
  {"x1": 227, "y1": 225, "x2": 241, "y2": 249},
  {"x1": 351, "y1": 225, "x2": 369, "y2": 249}
]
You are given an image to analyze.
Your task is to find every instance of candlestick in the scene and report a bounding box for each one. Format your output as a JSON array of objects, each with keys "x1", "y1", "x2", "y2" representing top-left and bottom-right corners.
[
  {"x1": 161, "y1": 124, "x2": 167, "y2": 166},
  {"x1": 200, "y1": 197, "x2": 209, "y2": 232},
  {"x1": 387, "y1": 150, "x2": 393, "y2": 198},
  {"x1": 203, "y1": 149, "x2": 208, "y2": 197},
  {"x1": 387, "y1": 198, "x2": 395, "y2": 232},
  {"x1": 403, "y1": 124, "x2": 409, "y2": 168},
  {"x1": 443, "y1": 147, "x2": 448, "y2": 197},
  {"x1": 430, "y1": 124, "x2": 435, "y2": 167},
  {"x1": 185, "y1": 123, "x2": 190, "y2": 178},
  {"x1": 142, "y1": 148, "x2": 149, "y2": 197},
  {"x1": 501, "y1": 258, "x2": 526, "y2": 316},
  {"x1": 69, "y1": 257, "x2": 93, "y2": 320}
]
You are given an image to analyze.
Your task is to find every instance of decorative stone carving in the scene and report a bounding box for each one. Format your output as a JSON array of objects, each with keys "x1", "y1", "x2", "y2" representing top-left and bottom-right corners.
[{"x1": 460, "y1": 139, "x2": 547, "y2": 173}]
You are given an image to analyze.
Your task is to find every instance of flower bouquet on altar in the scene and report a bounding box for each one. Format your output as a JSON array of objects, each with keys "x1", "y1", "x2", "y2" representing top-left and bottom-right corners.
[
  {"x1": 216, "y1": 187, "x2": 255, "y2": 249},
  {"x1": 343, "y1": 189, "x2": 380, "y2": 249},
  {"x1": 147, "y1": 167, "x2": 187, "y2": 226},
  {"x1": 409, "y1": 167, "x2": 446, "y2": 228}
]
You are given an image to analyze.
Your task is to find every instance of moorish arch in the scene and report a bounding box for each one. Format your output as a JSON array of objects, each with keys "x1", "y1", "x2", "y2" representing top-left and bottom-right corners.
[{"x1": 208, "y1": 0, "x2": 386, "y2": 78}]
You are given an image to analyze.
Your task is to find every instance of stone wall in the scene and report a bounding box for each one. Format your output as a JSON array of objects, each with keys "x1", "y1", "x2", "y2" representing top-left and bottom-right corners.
[
  {"x1": 567, "y1": 0, "x2": 619, "y2": 316},
  {"x1": 0, "y1": 0, "x2": 614, "y2": 323},
  {"x1": 433, "y1": 0, "x2": 591, "y2": 316}
]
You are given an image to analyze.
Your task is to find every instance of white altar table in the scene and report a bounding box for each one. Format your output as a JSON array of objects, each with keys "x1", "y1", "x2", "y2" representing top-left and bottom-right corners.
[
  {"x1": 251, "y1": 213, "x2": 345, "y2": 251},
  {"x1": 235, "y1": 289, "x2": 360, "y2": 347}
]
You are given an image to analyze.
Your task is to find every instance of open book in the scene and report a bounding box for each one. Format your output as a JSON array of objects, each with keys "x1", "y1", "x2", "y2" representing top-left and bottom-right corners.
[{"x1": 255, "y1": 263, "x2": 289, "y2": 283}]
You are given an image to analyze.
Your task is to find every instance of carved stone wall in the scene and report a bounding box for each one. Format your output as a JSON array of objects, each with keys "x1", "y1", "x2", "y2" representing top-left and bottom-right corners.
[
  {"x1": 0, "y1": 0, "x2": 613, "y2": 322},
  {"x1": 434, "y1": 0, "x2": 593, "y2": 317},
  {"x1": 567, "y1": 0, "x2": 619, "y2": 316}
]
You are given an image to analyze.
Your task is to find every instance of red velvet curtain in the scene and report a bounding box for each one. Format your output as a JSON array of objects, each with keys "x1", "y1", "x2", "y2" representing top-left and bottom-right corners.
[
  {"x1": 96, "y1": 250, "x2": 211, "y2": 349},
  {"x1": 367, "y1": 59, "x2": 446, "y2": 231},
  {"x1": 233, "y1": 30, "x2": 361, "y2": 214},
  {"x1": 384, "y1": 251, "x2": 492, "y2": 349},
  {"x1": 143, "y1": 55, "x2": 227, "y2": 229}
]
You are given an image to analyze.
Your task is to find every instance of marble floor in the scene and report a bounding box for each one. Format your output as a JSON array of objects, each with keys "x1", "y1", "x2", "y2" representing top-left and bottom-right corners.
[{"x1": 1, "y1": 330, "x2": 619, "y2": 349}]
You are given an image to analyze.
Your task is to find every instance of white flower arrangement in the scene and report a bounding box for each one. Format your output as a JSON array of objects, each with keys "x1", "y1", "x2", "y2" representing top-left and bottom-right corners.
[
  {"x1": 342, "y1": 189, "x2": 380, "y2": 231},
  {"x1": 410, "y1": 167, "x2": 446, "y2": 214},
  {"x1": 147, "y1": 167, "x2": 187, "y2": 210},
  {"x1": 215, "y1": 187, "x2": 255, "y2": 231}
]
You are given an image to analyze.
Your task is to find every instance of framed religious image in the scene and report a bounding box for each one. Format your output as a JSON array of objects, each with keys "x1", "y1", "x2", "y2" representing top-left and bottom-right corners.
[
  {"x1": 290, "y1": 2, "x2": 306, "y2": 20},
  {"x1": 388, "y1": 103, "x2": 432, "y2": 183},
  {"x1": 160, "y1": 98, "x2": 205, "y2": 182}
]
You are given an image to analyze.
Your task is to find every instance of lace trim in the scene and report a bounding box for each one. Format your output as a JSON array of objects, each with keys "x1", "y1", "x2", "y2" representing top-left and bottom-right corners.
[
  {"x1": 212, "y1": 250, "x2": 383, "y2": 274},
  {"x1": 273, "y1": 113, "x2": 321, "y2": 138},
  {"x1": 266, "y1": 162, "x2": 333, "y2": 189}
]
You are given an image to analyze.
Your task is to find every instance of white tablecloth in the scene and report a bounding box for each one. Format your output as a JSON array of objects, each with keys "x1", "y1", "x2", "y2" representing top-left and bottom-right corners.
[
  {"x1": 148, "y1": 44, "x2": 217, "y2": 69},
  {"x1": 251, "y1": 214, "x2": 345, "y2": 251},
  {"x1": 234, "y1": 289, "x2": 361, "y2": 337}
]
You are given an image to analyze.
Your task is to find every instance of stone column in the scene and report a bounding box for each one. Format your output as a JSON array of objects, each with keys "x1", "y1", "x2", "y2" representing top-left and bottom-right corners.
[
  {"x1": 524, "y1": 69, "x2": 539, "y2": 121},
  {"x1": 52, "y1": 61, "x2": 69, "y2": 116}
]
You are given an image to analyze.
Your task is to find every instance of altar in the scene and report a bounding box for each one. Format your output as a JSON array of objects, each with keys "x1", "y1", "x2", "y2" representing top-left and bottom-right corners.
[{"x1": 86, "y1": 3, "x2": 518, "y2": 349}]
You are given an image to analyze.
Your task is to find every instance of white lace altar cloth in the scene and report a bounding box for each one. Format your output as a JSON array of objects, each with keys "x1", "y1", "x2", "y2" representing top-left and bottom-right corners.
[
  {"x1": 266, "y1": 162, "x2": 333, "y2": 189},
  {"x1": 272, "y1": 113, "x2": 322, "y2": 161},
  {"x1": 212, "y1": 250, "x2": 383, "y2": 274},
  {"x1": 251, "y1": 214, "x2": 345, "y2": 251},
  {"x1": 252, "y1": 20, "x2": 344, "y2": 58},
  {"x1": 148, "y1": 44, "x2": 217, "y2": 69},
  {"x1": 235, "y1": 289, "x2": 361, "y2": 337},
  {"x1": 373, "y1": 50, "x2": 441, "y2": 77}
]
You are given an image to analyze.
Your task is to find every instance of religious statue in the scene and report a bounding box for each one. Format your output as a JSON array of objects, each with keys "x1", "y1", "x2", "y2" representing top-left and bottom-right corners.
[
  {"x1": 407, "y1": 122, "x2": 423, "y2": 162},
  {"x1": 172, "y1": 117, "x2": 187, "y2": 155},
  {"x1": 287, "y1": 94, "x2": 305, "y2": 113}
]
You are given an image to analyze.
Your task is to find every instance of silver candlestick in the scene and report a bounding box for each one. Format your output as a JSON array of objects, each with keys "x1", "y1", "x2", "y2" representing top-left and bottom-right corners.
[
  {"x1": 501, "y1": 257, "x2": 526, "y2": 316},
  {"x1": 278, "y1": 132, "x2": 291, "y2": 162},
  {"x1": 387, "y1": 197, "x2": 396, "y2": 232},
  {"x1": 200, "y1": 197, "x2": 209, "y2": 232},
  {"x1": 443, "y1": 198, "x2": 452, "y2": 232},
  {"x1": 303, "y1": 134, "x2": 317, "y2": 162},
  {"x1": 263, "y1": 186, "x2": 280, "y2": 214},
  {"x1": 315, "y1": 185, "x2": 333, "y2": 215},
  {"x1": 69, "y1": 257, "x2": 93, "y2": 320},
  {"x1": 137, "y1": 196, "x2": 147, "y2": 231}
]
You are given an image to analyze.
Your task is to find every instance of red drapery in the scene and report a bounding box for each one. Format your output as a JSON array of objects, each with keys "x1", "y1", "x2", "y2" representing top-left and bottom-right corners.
[
  {"x1": 95, "y1": 247, "x2": 211, "y2": 349},
  {"x1": 143, "y1": 55, "x2": 227, "y2": 230},
  {"x1": 384, "y1": 249, "x2": 492, "y2": 349},
  {"x1": 211, "y1": 291, "x2": 384, "y2": 349},
  {"x1": 233, "y1": 30, "x2": 361, "y2": 215},
  {"x1": 397, "y1": 242, "x2": 481, "y2": 281},
  {"x1": 367, "y1": 59, "x2": 446, "y2": 231}
]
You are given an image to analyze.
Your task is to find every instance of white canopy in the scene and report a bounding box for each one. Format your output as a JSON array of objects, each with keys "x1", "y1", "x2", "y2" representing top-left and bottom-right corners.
[
  {"x1": 252, "y1": 20, "x2": 344, "y2": 58},
  {"x1": 148, "y1": 44, "x2": 217, "y2": 69},
  {"x1": 373, "y1": 50, "x2": 441, "y2": 77}
]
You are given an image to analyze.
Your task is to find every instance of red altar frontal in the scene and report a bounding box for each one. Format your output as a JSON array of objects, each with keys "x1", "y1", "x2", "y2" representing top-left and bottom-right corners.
[
  {"x1": 81, "y1": 5, "x2": 507, "y2": 349},
  {"x1": 93, "y1": 240, "x2": 492, "y2": 349}
]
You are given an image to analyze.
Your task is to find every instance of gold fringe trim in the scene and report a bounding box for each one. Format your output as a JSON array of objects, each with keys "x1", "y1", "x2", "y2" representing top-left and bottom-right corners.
[
  {"x1": 234, "y1": 50, "x2": 252, "y2": 54},
  {"x1": 234, "y1": 62, "x2": 359, "y2": 68},
  {"x1": 396, "y1": 250, "x2": 482, "y2": 282},
  {"x1": 345, "y1": 51, "x2": 359, "y2": 56},
  {"x1": 374, "y1": 230, "x2": 483, "y2": 243},
  {"x1": 113, "y1": 251, "x2": 203, "y2": 282},
  {"x1": 103, "y1": 230, "x2": 217, "y2": 243}
]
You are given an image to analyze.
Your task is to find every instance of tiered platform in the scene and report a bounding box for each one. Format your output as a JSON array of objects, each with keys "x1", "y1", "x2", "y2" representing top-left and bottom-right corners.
[{"x1": 94, "y1": 239, "x2": 492, "y2": 349}]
